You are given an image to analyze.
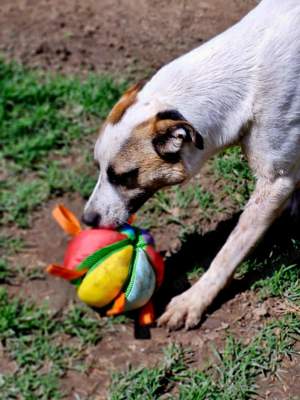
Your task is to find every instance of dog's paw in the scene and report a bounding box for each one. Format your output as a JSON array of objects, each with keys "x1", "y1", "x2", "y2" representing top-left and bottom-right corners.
[{"x1": 158, "y1": 287, "x2": 208, "y2": 331}]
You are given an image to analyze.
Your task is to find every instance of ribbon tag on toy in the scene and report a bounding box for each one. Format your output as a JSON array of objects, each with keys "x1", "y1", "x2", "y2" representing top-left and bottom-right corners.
[{"x1": 52, "y1": 204, "x2": 81, "y2": 236}]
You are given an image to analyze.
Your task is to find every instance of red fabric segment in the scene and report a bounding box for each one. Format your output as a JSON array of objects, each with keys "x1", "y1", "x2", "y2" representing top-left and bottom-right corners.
[
  {"x1": 63, "y1": 229, "x2": 127, "y2": 270},
  {"x1": 145, "y1": 245, "x2": 164, "y2": 288}
]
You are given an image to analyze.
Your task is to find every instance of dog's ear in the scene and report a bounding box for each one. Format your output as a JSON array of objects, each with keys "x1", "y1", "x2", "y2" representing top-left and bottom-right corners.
[{"x1": 153, "y1": 110, "x2": 203, "y2": 161}]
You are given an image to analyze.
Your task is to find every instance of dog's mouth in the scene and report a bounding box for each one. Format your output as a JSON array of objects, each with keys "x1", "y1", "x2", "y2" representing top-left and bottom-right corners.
[{"x1": 127, "y1": 190, "x2": 154, "y2": 216}]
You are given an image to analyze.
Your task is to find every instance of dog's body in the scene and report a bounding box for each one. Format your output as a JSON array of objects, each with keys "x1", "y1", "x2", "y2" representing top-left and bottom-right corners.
[{"x1": 84, "y1": 0, "x2": 300, "y2": 329}]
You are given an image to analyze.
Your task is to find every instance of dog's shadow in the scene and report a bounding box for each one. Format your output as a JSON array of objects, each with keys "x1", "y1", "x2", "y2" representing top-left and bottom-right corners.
[{"x1": 155, "y1": 209, "x2": 300, "y2": 317}]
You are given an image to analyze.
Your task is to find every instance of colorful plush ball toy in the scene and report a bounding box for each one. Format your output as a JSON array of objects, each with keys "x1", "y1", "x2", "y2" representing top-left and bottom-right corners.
[{"x1": 47, "y1": 205, "x2": 164, "y2": 325}]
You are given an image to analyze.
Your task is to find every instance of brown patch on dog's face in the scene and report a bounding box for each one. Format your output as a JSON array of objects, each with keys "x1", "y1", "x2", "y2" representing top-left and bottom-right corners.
[
  {"x1": 106, "y1": 82, "x2": 144, "y2": 125},
  {"x1": 107, "y1": 115, "x2": 194, "y2": 213},
  {"x1": 84, "y1": 107, "x2": 204, "y2": 226}
]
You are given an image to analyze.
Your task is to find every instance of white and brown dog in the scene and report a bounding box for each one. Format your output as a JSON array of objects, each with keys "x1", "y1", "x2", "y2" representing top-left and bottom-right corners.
[{"x1": 83, "y1": 0, "x2": 300, "y2": 330}]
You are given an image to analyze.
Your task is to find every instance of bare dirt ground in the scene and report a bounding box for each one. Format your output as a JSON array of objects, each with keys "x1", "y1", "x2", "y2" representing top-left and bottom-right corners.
[
  {"x1": 4, "y1": 1, "x2": 300, "y2": 399},
  {"x1": 7, "y1": 199, "x2": 300, "y2": 399},
  {"x1": 0, "y1": 0, "x2": 257, "y2": 77}
]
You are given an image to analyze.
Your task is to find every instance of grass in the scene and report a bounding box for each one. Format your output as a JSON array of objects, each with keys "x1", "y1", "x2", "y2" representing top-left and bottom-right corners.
[
  {"x1": 254, "y1": 263, "x2": 300, "y2": 304},
  {"x1": 1, "y1": 159, "x2": 98, "y2": 227},
  {"x1": 109, "y1": 216, "x2": 300, "y2": 399},
  {"x1": 0, "y1": 59, "x2": 125, "y2": 167},
  {"x1": 1, "y1": 57, "x2": 300, "y2": 398},
  {"x1": 213, "y1": 147, "x2": 254, "y2": 207},
  {"x1": 0, "y1": 229, "x2": 104, "y2": 399},
  {"x1": 40, "y1": 159, "x2": 97, "y2": 198},
  {"x1": 139, "y1": 182, "x2": 216, "y2": 236},
  {"x1": 0, "y1": 58, "x2": 250, "y2": 230},
  {"x1": 1, "y1": 178, "x2": 50, "y2": 227},
  {"x1": 0, "y1": 58, "x2": 125, "y2": 227},
  {"x1": 0, "y1": 258, "x2": 10, "y2": 282},
  {"x1": 187, "y1": 264, "x2": 206, "y2": 282},
  {"x1": 0, "y1": 235, "x2": 25, "y2": 282},
  {"x1": 61, "y1": 303, "x2": 103, "y2": 345},
  {"x1": 109, "y1": 344, "x2": 188, "y2": 400},
  {"x1": 0, "y1": 289, "x2": 103, "y2": 399},
  {"x1": 0, "y1": 235, "x2": 25, "y2": 254},
  {"x1": 236, "y1": 236, "x2": 300, "y2": 306},
  {"x1": 110, "y1": 316, "x2": 300, "y2": 400},
  {"x1": 139, "y1": 147, "x2": 251, "y2": 239}
]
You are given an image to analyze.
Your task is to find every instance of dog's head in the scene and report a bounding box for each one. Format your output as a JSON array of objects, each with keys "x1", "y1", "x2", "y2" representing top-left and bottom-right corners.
[{"x1": 83, "y1": 83, "x2": 204, "y2": 227}]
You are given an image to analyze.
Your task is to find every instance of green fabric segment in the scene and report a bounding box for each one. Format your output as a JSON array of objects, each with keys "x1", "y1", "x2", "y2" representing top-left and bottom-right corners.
[
  {"x1": 76, "y1": 238, "x2": 130, "y2": 273},
  {"x1": 70, "y1": 239, "x2": 130, "y2": 287},
  {"x1": 71, "y1": 227, "x2": 146, "y2": 290},
  {"x1": 125, "y1": 232, "x2": 146, "y2": 297},
  {"x1": 125, "y1": 248, "x2": 137, "y2": 297},
  {"x1": 136, "y1": 233, "x2": 146, "y2": 249}
]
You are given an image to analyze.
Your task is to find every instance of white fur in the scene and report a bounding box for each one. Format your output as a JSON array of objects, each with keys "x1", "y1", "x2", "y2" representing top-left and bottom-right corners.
[
  {"x1": 86, "y1": 0, "x2": 300, "y2": 329},
  {"x1": 139, "y1": 0, "x2": 300, "y2": 178},
  {"x1": 85, "y1": 100, "x2": 164, "y2": 225}
]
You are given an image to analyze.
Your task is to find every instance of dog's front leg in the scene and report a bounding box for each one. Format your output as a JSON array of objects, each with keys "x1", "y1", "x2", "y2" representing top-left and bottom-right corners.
[{"x1": 158, "y1": 176, "x2": 294, "y2": 330}]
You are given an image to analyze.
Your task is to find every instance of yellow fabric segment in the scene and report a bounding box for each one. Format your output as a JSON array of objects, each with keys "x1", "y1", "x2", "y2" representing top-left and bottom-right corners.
[{"x1": 77, "y1": 245, "x2": 133, "y2": 307}]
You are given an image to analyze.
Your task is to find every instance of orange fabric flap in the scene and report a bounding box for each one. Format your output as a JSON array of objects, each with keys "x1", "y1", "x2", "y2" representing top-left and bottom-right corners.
[
  {"x1": 139, "y1": 301, "x2": 155, "y2": 326},
  {"x1": 106, "y1": 292, "x2": 126, "y2": 316},
  {"x1": 52, "y1": 204, "x2": 81, "y2": 236},
  {"x1": 47, "y1": 264, "x2": 87, "y2": 280}
]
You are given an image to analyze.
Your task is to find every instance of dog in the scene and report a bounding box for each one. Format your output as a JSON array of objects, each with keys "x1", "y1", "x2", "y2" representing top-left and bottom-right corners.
[{"x1": 83, "y1": 0, "x2": 300, "y2": 330}]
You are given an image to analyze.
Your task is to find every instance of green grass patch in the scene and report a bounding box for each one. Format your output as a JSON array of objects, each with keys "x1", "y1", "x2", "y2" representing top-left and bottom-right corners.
[
  {"x1": 187, "y1": 264, "x2": 206, "y2": 282},
  {"x1": 213, "y1": 147, "x2": 254, "y2": 206},
  {"x1": 39, "y1": 159, "x2": 97, "y2": 199},
  {"x1": 236, "y1": 236, "x2": 300, "y2": 307},
  {"x1": 140, "y1": 183, "x2": 216, "y2": 232},
  {"x1": 1, "y1": 159, "x2": 97, "y2": 227},
  {"x1": 0, "y1": 59, "x2": 125, "y2": 168},
  {"x1": 110, "y1": 344, "x2": 188, "y2": 400},
  {"x1": 0, "y1": 234, "x2": 24, "y2": 255},
  {"x1": 253, "y1": 263, "x2": 300, "y2": 304},
  {"x1": 1, "y1": 177, "x2": 50, "y2": 227},
  {"x1": 109, "y1": 315, "x2": 300, "y2": 400},
  {"x1": 0, "y1": 258, "x2": 11, "y2": 282},
  {"x1": 0, "y1": 289, "x2": 103, "y2": 399},
  {"x1": 61, "y1": 303, "x2": 103, "y2": 345},
  {"x1": 0, "y1": 58, "x2": 125, "y2": 227},
  {"x1": 0, "y1": 235, "x2": 25, "y2": 281}
]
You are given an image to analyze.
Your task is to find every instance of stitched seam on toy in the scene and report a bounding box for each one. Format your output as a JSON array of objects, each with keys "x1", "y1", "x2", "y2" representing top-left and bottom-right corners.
[
  {"x1": 77, "y1": 238, "x2": 130, "y2": 273},
  {"x1": 136, "y1": 235, "x2": 146, "y2": 249},
  {"x1": 70, "y1": 277, "x2": 83, "y2": 286},
  {"x1": 124, "y1": 231, "x2": 147, "y2": 297},
  {"x1": 124, "y1": 248, "x2": 138, "y2": 298},
  {"x1": 85, "y1": 240, "x2": 132, "y2": 276}
]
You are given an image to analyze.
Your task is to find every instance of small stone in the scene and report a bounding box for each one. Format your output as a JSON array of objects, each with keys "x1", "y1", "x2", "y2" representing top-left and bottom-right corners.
[{"x1": 253, "y1": 304, "x2": 269, "y2": 319}]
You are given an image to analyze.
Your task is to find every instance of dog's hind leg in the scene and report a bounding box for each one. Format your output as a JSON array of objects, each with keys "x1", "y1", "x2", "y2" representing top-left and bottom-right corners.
[{"x1": 158, "y1": 176, "x2": 295, "y2": 330}]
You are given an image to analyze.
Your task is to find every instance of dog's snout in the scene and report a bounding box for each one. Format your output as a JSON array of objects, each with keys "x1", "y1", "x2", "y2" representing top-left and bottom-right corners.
[{"x1": 82, "y1": 210, "x2": 101, "y2": 227}]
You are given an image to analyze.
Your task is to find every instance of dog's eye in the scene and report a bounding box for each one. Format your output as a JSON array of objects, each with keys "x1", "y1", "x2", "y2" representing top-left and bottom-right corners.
[{"x1": 107, "y1": 166, "x2": 139, "y2": 189}]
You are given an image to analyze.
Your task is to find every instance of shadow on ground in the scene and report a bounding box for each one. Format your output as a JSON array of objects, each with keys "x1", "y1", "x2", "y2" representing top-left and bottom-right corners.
[{"x1": 155, "y1": 209, "x2": 300, "y2": 319}]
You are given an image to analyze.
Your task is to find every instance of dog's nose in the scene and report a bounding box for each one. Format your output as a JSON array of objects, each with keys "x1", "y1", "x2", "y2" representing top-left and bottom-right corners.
[{"x1": 82, "y1": 211, "x2": 101, "y2": 227}]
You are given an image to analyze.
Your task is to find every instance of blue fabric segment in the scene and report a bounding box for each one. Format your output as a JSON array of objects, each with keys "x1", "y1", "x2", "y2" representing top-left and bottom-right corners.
[
  {"x1": 140, "y1": 229, "x2": 155, "y2": 246},
  {"x1": 119, "y1": 224, "x2": 136, "y2": 241},
  {"x1": 124, "y1": 249, "x2": 156, "y2": 311}
]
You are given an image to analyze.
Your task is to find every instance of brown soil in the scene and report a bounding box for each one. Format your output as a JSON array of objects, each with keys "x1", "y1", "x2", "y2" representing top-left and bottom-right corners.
[
  {"x1": 2, "y1": 1, "x2": 299, "y2": 399},
  {"x1": 0, "y1": 0, "x2": 256, "y2": 77},
  {"x1": 5, "y1": 193, "x2": 300, "y2": 399}
]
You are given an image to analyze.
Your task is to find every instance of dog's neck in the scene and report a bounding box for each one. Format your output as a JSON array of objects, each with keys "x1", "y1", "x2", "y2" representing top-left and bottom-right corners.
[{"x1": 140, "y1": 5, "x2": 266, "y2": 175}]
